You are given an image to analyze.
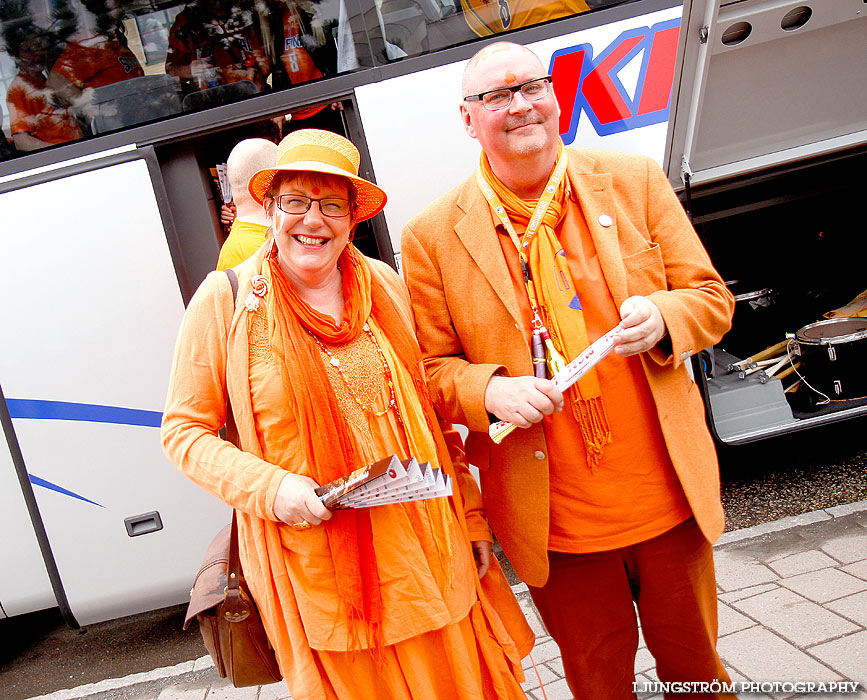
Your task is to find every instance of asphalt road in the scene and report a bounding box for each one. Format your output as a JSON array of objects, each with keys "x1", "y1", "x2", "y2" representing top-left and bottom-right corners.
[{"x1": 2, "y1": 416, "x2": 865, "y2": 700}]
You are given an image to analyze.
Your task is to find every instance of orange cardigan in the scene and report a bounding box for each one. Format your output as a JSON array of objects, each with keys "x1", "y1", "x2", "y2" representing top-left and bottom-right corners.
[{"x1": 402, "y1": 149, "x2": 735, "y2": 587}]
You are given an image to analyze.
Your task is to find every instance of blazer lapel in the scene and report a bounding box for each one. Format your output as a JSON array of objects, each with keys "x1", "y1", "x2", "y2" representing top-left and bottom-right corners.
[
  {"x1": 454, "y1": 181, "x2": 525, "y2": 330},
  {"x1": 569, "y1": 156, "x2": 629, "y2": 309}
]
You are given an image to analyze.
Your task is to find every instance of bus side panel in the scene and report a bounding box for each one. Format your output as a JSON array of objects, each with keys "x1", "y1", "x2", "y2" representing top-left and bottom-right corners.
[
  {"x1": 356, "y1": 4, "x2": 682, "y2": 256},
  {"x1": 0, "y1": 442, "x2": 55, "y2": 617},
  {"x1": 0, "y1": 157, "x2": 229, "y2": 626}
]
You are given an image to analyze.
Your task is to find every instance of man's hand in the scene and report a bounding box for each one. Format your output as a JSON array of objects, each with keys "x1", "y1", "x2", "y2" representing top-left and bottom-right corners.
[
  {"x1": 615, "y1": 296, "x2": 667, "y2": 357},
  {"x1": 273, "y1": 472, "x2": 332, "y2": 527},
  {"x1": 220, "y1": 202, "x2": 236, "y2": 227},
  {"x1": 484, "y1": 375, "x2": 563, "y2": 428},
  {"x1": 472, "y1": 540, "x2": 492, "y2": 579}
]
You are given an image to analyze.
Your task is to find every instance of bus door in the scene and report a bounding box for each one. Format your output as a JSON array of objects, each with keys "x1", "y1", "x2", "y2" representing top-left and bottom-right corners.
[
  {"x1": 0, "y1": 147, "x2": 229, "y2": 626},
  {"x1": 0, "y1": 388, "x2": 54, "y2": 618},
  {"x1": 664, "y1": 0, "x2": 867, "y2": 443}
]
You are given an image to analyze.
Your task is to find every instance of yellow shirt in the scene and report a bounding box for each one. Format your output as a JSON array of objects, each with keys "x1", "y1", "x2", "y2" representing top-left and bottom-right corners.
[{"x1": 216, "y1": 219, "x2": 268, "y2": 271}]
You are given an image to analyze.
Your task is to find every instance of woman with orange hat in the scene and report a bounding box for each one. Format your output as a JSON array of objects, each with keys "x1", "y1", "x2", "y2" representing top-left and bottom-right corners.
[{"x1": 161, "y1": 129, "x2": 532, "y2": 699}]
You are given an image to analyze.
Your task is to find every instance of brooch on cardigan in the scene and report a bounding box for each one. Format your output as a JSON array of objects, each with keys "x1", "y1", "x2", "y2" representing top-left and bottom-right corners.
[{"x1": 244, "y1": 275, "x2": 270, "y2": 312}]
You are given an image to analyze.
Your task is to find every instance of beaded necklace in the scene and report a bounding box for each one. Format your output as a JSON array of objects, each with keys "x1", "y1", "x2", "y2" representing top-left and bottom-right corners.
[{"x1": 309, "y1": 323, "x2": 403, "y2": 424}]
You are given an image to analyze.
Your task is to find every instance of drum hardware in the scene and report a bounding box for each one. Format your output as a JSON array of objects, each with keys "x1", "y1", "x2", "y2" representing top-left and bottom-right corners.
[
  {"x1": 733, "y1": 287, "x2": 773, "y2": 306},
  {"x1": 731, "y1": 346, "x2": 797, "y2": 386},
  {"x1": 727, "y1": 339, "x2": 789, "y2": 372},
  {"x1": 738, "y1": 357, "x2": 783, "y2": 374}
]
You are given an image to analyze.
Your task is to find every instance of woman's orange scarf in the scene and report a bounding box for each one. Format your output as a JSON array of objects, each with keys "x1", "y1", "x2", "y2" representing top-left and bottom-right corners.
[{"x1": 263, "y1": 244, "x2": 441, "y2": 640}]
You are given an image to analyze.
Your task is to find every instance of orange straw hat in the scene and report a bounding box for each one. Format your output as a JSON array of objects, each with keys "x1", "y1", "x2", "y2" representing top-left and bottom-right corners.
[{"x1": 248, "y1": 129, "x2": 387, "y2": 222}]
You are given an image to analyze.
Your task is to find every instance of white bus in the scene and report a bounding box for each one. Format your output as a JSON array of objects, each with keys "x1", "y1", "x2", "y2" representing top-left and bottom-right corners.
[{"x1": 1, "y1": 0, "x2": 864, "y2": 627}]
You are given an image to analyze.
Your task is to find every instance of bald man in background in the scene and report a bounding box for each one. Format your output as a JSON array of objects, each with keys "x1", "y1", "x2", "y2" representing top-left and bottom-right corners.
[{"x1": 216, "y1": 138, "x2": 277, "y2": 271}]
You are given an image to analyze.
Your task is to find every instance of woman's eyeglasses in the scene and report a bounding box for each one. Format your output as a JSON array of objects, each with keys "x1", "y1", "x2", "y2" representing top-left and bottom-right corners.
[{"x1": 274, "y1": 194, "x2": 352, "y2": 218}]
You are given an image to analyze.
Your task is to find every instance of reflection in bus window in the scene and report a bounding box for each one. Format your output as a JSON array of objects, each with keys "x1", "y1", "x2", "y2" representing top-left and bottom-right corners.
[
  {"x1": 362, "y1": 0, "x2": 630, "y2": 61},
  {"x1": 0, "y1": 0, "x2": 636, "y2": 158},
  {"x1": 47, "y1": 3, "x2": 145, "y2": 135},
  {"x1": 0, "y1": 0, "x2": 365, "y2": 155},
  {"x1": 2, "y1": 18, "x2": 82, "y2": 152},
  {"x1": 457, "y1": 0, "x2": 589, "y2": 37},
  {"x1": 165, "y1": 1, "x2": 270, "y2": 93},
  {"x1": 273, "y1": 2, "x2": 329, "y2": 87}
]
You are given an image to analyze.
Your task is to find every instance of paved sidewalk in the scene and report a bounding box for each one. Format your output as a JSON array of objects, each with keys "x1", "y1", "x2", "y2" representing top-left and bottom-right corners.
[{"x1": 29, "y1": 501, "x2": 867, "y2": 700}]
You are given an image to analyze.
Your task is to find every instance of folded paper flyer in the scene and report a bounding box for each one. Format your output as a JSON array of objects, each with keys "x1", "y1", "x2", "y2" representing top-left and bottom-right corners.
[{"x1": 314, "y1": 455, "x2": 452, "y2": 509}]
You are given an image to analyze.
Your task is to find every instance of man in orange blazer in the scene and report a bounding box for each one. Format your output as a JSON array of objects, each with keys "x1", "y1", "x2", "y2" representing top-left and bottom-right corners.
[{"x1": 402, "y1": 41, "x2": 736, "y2": 698}]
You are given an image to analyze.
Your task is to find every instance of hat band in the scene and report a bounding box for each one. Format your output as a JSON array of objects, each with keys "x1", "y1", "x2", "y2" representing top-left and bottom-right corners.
[{"x1": 277, "y1": 144, "x2": 357, "y2": 176}]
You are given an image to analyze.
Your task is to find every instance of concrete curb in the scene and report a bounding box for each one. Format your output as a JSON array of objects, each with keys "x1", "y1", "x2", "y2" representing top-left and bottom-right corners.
[
  {"x1": 26, "y1": 499, "x2": 867, "y2": 700},
  {"x1": 25, "y1": 657, "x2": 216, "y2": 700},
  {"x1": 715, "y1": 498, "x2": 867, "y2": 547}
]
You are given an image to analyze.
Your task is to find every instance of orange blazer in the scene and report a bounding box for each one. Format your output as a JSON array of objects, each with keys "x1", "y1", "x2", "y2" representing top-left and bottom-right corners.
[{"x1": 402, "y1": 148, "x2": 735, "y2": 587}]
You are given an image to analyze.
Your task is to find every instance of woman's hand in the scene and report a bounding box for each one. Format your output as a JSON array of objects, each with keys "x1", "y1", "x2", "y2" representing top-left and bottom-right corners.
[
  {"x1": 273, "y1": 472, "x2": 332, "y2": 529},
  {"x1": 472, "y1": 540, "x2": 492, "y2": 579}
]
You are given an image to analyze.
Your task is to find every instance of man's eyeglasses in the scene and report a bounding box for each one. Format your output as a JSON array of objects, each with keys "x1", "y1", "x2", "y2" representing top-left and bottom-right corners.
[
  {"x1": 463, "y1": 76, "x2": 553, "y2": 111},
  {"x1": 273, "y1": 194, "x2": 352, "y2": 218}
]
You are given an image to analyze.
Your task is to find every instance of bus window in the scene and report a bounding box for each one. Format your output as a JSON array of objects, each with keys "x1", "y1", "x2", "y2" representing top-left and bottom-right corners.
[{"x1": 0, "y1": 0, "x2": 371, "y2": 158}]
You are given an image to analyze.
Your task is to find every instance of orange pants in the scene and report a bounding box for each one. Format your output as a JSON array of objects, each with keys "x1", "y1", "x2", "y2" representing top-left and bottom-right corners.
[{"x1": 527, "y1": 519, "x2": 732, "y2": 700}]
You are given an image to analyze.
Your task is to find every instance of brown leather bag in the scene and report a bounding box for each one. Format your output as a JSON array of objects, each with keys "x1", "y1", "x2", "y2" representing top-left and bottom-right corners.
[
  {"x1": 182, "y1": 269, "x2": 282, "y2": 687},
  {"x1": 183, "y1": 513, "x2": 282, "y2": 687}
]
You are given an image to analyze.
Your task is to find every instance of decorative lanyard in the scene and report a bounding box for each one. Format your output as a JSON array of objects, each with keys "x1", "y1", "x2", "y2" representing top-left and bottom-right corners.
[{"x1": 476, "y1": 153, "x2": 569, "y2": 377}]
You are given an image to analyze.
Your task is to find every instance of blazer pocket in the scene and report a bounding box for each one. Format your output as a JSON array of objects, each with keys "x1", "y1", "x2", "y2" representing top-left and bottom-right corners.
[{"x1": 623, "y1": 243, "x2": 666, "y2": 297}]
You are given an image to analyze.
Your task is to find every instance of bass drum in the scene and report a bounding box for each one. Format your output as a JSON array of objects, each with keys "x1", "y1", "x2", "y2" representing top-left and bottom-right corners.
[{"x1": 795, "y1": 318, "x2": 867, "y2": 401}]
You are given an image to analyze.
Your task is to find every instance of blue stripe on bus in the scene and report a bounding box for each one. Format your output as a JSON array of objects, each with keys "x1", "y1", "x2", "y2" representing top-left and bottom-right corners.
[
  {"x1": 7, "y1": 399, "x2": 162, "y2": 428},
  {"x1": 28, "y1": 474, "x2": 104, "y2": 508}
]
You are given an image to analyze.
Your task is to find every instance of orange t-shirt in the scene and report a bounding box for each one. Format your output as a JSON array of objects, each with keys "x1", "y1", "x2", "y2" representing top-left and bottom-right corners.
[
  {"x1": 51, "y1": 39, "x2": 144, "y2": 90},
  {"x1": 496, "y1": 185, "x2": 692, "y2": 553},
  {"x1": 6, "y1": 73, "x2": 82, "y2": 144}
]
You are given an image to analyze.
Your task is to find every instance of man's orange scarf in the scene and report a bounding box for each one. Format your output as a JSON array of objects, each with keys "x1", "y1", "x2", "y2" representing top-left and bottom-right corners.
[
  {"x1": 480, "y1": 151, "x2": 611, "y2": 466},
  {"x1": 262, "y1": 245, "x2": 448, "y2": 642}
]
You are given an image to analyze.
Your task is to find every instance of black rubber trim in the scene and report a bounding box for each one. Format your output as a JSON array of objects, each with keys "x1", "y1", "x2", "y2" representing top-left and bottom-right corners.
[{"x1": 0, "y1": 382, "x2": 80, "y2": 629}]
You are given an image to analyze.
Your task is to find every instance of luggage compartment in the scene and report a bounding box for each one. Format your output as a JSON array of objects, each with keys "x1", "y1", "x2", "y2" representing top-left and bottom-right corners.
[
  {"x1": 665, "y1": 0, "x2": 867, "y2": 443},
  {"x1": 686, "y1": 146, "x2": 867, "y2": 443}
]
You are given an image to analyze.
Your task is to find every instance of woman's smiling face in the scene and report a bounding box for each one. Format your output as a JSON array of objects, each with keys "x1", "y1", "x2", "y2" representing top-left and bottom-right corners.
[{"x1": 265, "y1": 172, "x2": 354, "y2": 289}]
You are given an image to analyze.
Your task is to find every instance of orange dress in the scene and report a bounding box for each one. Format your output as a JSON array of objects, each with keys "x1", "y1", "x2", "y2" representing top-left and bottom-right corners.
[{"x1": 162, "y1": 251, "x2": 532, "y2": 700}]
